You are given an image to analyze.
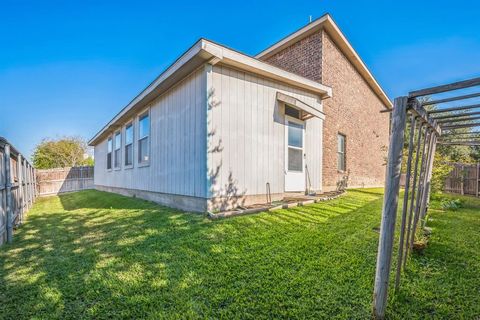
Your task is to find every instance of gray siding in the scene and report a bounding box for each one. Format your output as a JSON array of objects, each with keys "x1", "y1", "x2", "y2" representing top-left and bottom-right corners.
[
  {"x1": 207, "y1": 64, "x2": 323, "y2": 198},
  {"x1": 94, "y1": 67, "x2": 208, "y2": 198}
]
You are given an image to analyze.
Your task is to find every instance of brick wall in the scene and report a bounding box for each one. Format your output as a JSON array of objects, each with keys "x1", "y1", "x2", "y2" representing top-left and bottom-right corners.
[
  {"x1": 262, "y1": 29, "x2": 390, "y2": 190},
  {"x1": 321, "y1": 31, "x2": 389, "y2": 190},
  {"x1": 264, "y1": 31, "x2": 323, "y2": 83}
]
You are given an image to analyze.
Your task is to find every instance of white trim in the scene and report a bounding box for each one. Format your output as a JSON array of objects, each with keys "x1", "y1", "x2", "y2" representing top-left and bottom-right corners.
[
  {"x1": 285, "y1": 116, "x2": 306, "y2": 192},
  {"x1": 124, "y1": 120, "x2": 134, "y2": 169},
  {"x1": 106, "y1": 135, "x2": 113, "y2": 171},
  {"x1": 202, "y1": 41, "x2": 332, "y2": 98},
  {"x1": 256, "y1": 14, "x2": 392, "y2": 109},
  {"x1": 113, "y1": 130, "x2": 122, "y2": 170},
  {"x1": 277, "y1": 92, "x2": 325, "y2": 120},
  {"x1": 205, "y1": 63, "x2": 213, "y2": 198},
  {"x1": 337, "y1": 133, "x2": 346, "y2": 172},
  {"x1": 137, "y1": 108, "x2": 151, "y2": 168}
]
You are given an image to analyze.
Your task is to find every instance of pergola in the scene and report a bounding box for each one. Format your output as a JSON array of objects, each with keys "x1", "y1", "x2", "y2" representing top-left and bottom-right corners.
[{"x1": 372, "y1": 77, "x2": 480, "y2": 319}]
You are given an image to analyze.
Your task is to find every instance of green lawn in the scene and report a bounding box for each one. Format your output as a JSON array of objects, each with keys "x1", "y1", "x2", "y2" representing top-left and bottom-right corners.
[{"x1": 0, "y1": 189, "x2": 479, "y2": 319}]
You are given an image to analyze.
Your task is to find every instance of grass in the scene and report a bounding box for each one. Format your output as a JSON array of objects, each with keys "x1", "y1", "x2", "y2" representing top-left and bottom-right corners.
[{"x1": 0, "y1": 189, "x2": 479, "y2": 319}]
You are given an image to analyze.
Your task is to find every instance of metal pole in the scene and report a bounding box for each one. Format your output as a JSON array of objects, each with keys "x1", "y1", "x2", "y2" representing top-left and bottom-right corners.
[{"x1": 373, "y1": 97, "x2": 408, "y2": 319}]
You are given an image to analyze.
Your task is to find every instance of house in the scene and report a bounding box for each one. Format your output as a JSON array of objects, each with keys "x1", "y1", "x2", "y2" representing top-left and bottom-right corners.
[{"x1": 88, "y1": 14, "x2": 391, "y2": 212}]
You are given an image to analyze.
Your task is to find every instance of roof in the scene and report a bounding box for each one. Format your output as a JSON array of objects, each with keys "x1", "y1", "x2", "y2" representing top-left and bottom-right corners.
[
  {"x1": 255, "y1": 13, "x2": 392, "y2": 109},
  {"x1": 89, "y1": 39, "x2": 332, "y2": 146}
]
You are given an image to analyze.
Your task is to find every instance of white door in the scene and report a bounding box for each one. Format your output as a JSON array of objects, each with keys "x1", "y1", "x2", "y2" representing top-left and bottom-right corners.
[{"x1": 285, "y1": 117, "x2": 305, "y2": 192}]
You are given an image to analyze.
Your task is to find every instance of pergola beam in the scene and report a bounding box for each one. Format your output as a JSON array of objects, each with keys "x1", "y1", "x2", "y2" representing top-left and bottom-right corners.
[
  {"x1": 442, "y1": 130, "x2": 480, "y2": 136},
  {"x1": 409, "y1": 77, "x2": 480, "y2": 98},
  {"x1": 438, "y1": 115, "x2": 480, "y2": 124},
  {"x1": 428, "y1": 103, "x2": 480, "y2": 114},
  {"x1": 422, "y1": 92, "x2": 480, "y2": 106},
  {"x1": 432, "y1": 110, "x2": 480, "y2": 120},
  {"x1": 441, "y1": 122, "x2": 480, "y2": 130},
  {"x1": 440, "y1": 136, "x2": 480, "y2": 141},
  {"x1": 438, "y1": 141, "x2": 480, "y2": 146},
  {"x1": 408, "y1": 99, "x2": 442, "y2": 135}
]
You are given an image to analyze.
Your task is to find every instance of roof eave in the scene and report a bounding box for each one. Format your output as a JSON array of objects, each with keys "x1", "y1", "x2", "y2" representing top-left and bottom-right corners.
[
  {"x1": 202, "y1": 40, "x2": 332, "y2": 98},
  {"x1": 89, "y1": 39, "x2": 332, "y2": 146},
  {"x1": 88, "y1": 40, "x2": 215, "y2": 146}
]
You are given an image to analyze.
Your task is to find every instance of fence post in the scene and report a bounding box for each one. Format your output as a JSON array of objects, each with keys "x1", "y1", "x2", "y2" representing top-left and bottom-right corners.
[
  {"x1": 460, "y1": 165, "x2": 465, "y2": 195},
  {"x1": 476, "y1": 163, "x2": 479, "y2": 197},
  {"x1": 33, "y1": 166, "x2": 37, "y2": 198},
  {"x1": 373, "y1": 97, "x2": 408, "y2": 319},
  {"x1": 25, "y1": 164, "x2": 30, "y2": 210},
  {"x1": 4, "y1": 144, "x2": 13, "y2": 243},
  {"x1": 17, "y1": 154, "x2": 24, "y2": 223},
  {"x1": 29, "y1": 165, "x2": 33, "y2": 206},
  {"x1": 31, "y1": 165, "x2": 35, "y2": 200}
]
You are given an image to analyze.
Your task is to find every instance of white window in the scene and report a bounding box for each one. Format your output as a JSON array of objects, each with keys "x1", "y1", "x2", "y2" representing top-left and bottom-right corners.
[
  {"x1": 138, "y1": 112, "x2": 150, "y2": 164},
  {"x1": 114, "y1": 131, "x2": 121, "y2": 169},
  {"x1": 125, "y1": 123, "x2": 133, "y2": 166},
  {"x1": 107, "y1": 137, "x2": 113, "y2": 170},
  {"x1": 338, "y1": 133, "x2": 346, "y2": 171}
]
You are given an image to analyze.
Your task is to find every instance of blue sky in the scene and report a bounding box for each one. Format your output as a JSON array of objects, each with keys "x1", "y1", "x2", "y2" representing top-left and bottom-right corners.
[{"x1": 1, "y1": 0, "x2": 479, "y2": 159}]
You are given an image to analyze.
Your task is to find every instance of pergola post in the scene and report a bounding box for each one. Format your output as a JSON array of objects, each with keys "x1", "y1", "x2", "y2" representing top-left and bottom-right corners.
[
  {"x1": 395, "y1": 115, "x2": 417, "y2": 290},
  {"x1": 373, "y1": 97, "x2": 408, "y2": 319},
  {"x1": 418, "y1": 133, "x2": 435, "y2": 227},
  {"x1": 404, "y1": 123, "x2": 424, "y2": 268},
  {"x1": 421, "y1": 134, "x2": 438, "y2": 226},
  {"x1": 409, "y1": 129, "x2": 432, "y2": 251}
]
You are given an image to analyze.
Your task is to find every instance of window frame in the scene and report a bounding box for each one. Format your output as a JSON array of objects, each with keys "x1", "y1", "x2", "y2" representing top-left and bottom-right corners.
[
  {"x1": 137, "y1": 109, "x2": 151, "y2": 167},
  {"x1": 285, "y1": 116, "x2": 305, "y2": 173},
  {"x1": 113, "y1": 130, "x2": 122, "y2": 170},
  {"x1": 337, "y1": 133, "x2": 346, "y2": 172},
  {"x1": 124, "y1": 121, "x2": 134, "y2": 169},
  {"x1": 107, "y1": 136, "x2": 113, "y2": 171}
]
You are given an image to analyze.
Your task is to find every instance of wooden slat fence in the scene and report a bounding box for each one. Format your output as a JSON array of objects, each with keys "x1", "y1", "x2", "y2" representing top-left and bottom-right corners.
[
  {"x1": 0, "y1": 137, "x2": 36, "y2": 246},
  {"x1": 36, "y1": 166, "x2": 94, "y2": 196},
  {"x1": 444, "y1": 163, "x2": 480, "y2": 196}
]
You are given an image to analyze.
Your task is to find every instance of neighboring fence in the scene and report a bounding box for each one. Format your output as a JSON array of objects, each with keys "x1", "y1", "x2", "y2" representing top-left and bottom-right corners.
[
  {"x1": 36, "y1": 166, "x2": 94, "y2": 196},
  {"x1": 0, "y1": 137, "x2": 36, "y2": 245},
  {"x1": 444, "y1": 163, "x2": 480, "y2": 196}
]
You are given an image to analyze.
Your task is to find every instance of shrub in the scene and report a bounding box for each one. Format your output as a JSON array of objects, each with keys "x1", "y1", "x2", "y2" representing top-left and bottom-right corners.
[{"x1": 440, "y1": 198, "x2": 463, "y2": 211}]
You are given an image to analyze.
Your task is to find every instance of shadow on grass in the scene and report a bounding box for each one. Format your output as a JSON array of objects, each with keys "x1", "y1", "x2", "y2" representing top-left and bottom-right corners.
[{"x1": 4, "y1": 189, "x2": 476, "y2": 318}]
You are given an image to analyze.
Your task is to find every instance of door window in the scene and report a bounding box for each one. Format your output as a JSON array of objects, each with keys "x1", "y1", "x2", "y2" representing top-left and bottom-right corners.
[{"x1": 288, "y1": 121, "x2": 303, "y2": 172}]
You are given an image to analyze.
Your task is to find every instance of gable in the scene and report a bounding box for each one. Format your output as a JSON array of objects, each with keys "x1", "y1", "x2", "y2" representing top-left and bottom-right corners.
[{"x1": 257, "y1": 14, "x2": 392, "y2": 108}]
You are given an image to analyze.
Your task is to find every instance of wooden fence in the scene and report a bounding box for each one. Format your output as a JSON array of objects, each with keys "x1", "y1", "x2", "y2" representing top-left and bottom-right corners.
[
  {"x1": 444, "y1": 163, "x2": 480, "y2": 196},
  {"x1": 36, "y1": 166, "x2": 94, "y2": 196},
  {"x1": 0, "y1": 137, "x2": 36, "y2": 246}
]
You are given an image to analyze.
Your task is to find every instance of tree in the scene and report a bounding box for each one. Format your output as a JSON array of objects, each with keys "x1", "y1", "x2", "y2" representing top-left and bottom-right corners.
[{"x1": 32, "y1": 136, "x2": 94, "y2": 169}]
